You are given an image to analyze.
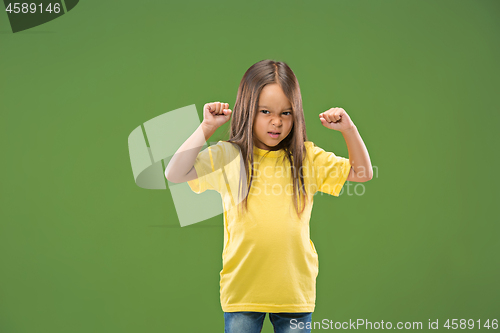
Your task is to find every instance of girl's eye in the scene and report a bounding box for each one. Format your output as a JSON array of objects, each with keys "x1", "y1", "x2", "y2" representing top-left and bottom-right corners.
[{"x1": 260, "y1": 110, "x2": 292, "y2": 115}]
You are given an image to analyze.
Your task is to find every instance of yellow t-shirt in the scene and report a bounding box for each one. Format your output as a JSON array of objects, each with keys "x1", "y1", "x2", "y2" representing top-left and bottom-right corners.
[{"x1": 187, "y1": 140, "x2": 351, "y2": 313}]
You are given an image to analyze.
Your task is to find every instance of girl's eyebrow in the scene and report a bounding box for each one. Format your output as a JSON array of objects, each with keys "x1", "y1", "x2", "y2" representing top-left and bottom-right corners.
[{"x1": 258, "y1": 106, "x2": 293, "y2": 111}]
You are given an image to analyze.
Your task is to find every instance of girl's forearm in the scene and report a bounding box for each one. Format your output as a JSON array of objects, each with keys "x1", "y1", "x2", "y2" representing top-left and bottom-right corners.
[
  {"x1": 341, "y1": 125, "x2": 373, "y2": 181},
  {"x1": 165, "y1": 123, "x2": 216, "y2": 183}
]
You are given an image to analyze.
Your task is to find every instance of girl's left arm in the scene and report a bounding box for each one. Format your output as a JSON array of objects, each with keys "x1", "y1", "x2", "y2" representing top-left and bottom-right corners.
[{"x1": 319, "y1": 108, "x2": 373, "y2": 182}]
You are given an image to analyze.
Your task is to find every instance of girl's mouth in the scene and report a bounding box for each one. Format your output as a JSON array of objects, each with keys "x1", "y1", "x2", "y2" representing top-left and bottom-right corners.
[{"x1": 268, "y1": 132, "x2": 280, "y2": 139}]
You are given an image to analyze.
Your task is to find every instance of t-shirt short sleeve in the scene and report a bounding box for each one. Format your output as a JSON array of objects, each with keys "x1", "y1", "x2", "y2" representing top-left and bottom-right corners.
[
  {"x1": 187, "y1": 142, "x2": 224, "y2": 194},
  {"x1": 308, "y1": 142, "x2": 351, "y2": 196}
]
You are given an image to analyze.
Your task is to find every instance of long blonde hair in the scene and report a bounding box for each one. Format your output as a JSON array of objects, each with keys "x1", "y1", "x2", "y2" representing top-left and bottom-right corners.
[{"x1": 223, "y1": 59, "x2": 310, "y2": 218}]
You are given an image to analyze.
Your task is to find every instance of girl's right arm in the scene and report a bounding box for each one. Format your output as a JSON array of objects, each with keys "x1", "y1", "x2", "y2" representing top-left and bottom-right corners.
[{"x1": 164, "y1": 102, "x2": 232, "y2": 183}]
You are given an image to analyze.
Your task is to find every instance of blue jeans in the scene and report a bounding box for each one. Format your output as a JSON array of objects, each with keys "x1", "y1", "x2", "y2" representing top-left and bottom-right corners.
[{"x1": 224, "y1": 311, "x2": 313, "y2": 333}]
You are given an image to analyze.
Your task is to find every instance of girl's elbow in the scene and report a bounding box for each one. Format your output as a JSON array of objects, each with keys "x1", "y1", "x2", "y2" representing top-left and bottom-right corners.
[
  {"x1": 165, "y1": 171, "x2": 178, "y2": 183},
  {"x1": 366, "y1": 168, "x2": 374, "y2": 181}
]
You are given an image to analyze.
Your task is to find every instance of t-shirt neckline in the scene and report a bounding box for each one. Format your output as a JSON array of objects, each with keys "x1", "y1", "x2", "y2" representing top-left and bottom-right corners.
[{"x1": 253, "y1": 145, "x2": 285, "y2": 157}]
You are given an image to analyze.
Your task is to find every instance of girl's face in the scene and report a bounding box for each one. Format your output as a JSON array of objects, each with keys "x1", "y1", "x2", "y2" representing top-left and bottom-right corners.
[{"x1": 252, "y1": 83, "x2": 294, "y2": 151}]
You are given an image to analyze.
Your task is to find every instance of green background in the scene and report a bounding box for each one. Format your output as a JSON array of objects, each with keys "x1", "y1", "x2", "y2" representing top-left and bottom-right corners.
[{"x1": 1, "y1": 0, "x2": 499, "y2": 332}]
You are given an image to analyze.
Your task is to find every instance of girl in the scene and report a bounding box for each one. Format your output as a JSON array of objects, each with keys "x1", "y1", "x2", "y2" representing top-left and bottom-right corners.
[{"x1": 165, "y1": 59, "x2": 372, "y2": 333}]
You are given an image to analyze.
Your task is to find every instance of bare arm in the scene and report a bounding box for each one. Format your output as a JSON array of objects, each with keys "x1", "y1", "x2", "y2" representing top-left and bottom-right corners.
[
  {"x1": 343, "y1": 125, "x2": 373, "y2": 182},
  {"x1": 318, "y1": 108, "x2": 372, "y2": 183},
  {"x1": 165, "y1": 102, "x2": 232, "y2": 183},
  {"x1": 164, "y1": 123, "x2": 216, "y2": 183}
]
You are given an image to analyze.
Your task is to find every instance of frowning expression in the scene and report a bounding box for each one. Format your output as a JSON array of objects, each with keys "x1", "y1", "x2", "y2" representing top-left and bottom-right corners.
[{"x1": 253, "y1": 83, "x2": 294, "y2": 151}]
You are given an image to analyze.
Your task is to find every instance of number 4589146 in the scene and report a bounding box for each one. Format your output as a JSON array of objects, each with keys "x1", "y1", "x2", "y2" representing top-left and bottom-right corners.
[
  {"x1": 5, "y1": 3, "x2": 61, "y2": 14},
  {"x1": 444, "y1": 319, "x2": 498, "y2": 330}
]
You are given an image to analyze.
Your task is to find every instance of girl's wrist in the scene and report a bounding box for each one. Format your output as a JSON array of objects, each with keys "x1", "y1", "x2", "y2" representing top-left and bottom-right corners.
[
  {"x1": 201, "y1": 122, "x2": 217, "y2": 139},
  {"x1": 340, "y1": 124, "x2": 356, "y2": 134}
]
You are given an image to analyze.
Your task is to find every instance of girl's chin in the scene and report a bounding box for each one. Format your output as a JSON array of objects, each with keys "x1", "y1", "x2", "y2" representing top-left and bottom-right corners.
[
  {"x1": 254, "y1": 135, "x2": 285, "y2": 150},
  {"x1": 263, "y1": 142, "x2": 282, "y2": 150}
]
